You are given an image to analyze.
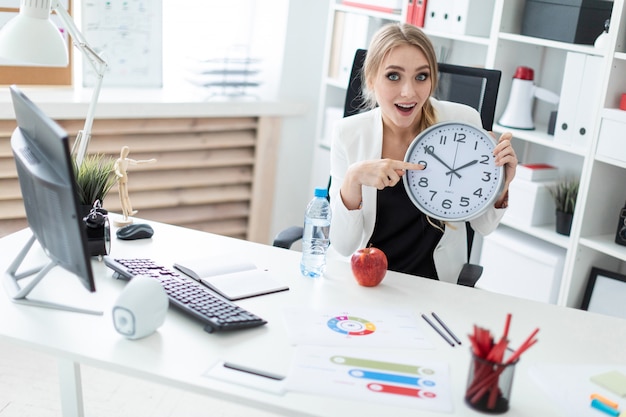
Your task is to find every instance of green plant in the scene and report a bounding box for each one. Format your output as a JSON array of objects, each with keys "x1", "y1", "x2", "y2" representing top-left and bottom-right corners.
[
  {"x1": 549, "y1": 178, "x2": 579, "y2": 214},
  {"x1": 74, "y1": 154, "x2": 116, "y2": 206}
]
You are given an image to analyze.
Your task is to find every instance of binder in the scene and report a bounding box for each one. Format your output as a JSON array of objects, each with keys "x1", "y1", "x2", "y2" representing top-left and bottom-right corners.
[
  {"x1": 338, "y1": 13, "x2": 369, "y2": 83},
  {"x1": 423, "y1": 0, "x2": 493, "y2": 36},
  {"x1": 406, "y1": 0, "x2": 415, "y2": 23},
  {"x1": 406, "y1": 0, "x2": 427, "y2": 27},
  {"x1": 413, "y1": 0, "x2": 427, "y2": 27},
  {"x1": 554, "y1": 52, "x2": 603, "y2": 149},
  {"x1": 424, "y1": 0, "x2": 446, "y2": 32},
  {"x1": 328, "y1": 11, "x2": 346, "y2": 79}
]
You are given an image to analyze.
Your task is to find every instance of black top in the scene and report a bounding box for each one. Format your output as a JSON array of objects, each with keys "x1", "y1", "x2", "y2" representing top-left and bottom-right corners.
[{"x1": 368, "y1": 179, "x2": 443, "y2": 280}]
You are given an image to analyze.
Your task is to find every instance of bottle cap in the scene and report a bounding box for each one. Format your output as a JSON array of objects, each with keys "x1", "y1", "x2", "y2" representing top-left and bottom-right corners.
[{"x1": 314, "y1": 187, "x2": 328, "y2": 198}]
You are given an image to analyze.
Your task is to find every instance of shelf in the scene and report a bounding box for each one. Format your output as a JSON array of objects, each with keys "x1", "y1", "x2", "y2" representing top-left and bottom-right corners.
[
  {"x1": 423, "y1": 29, "x2": 491, "y2": 46},
  {"x1": 500, "y1": 218, "x2": 570, "y2": 248},
  {"x1": 580, "y1": 234, "x2": 626, "y2": 262},
  {"x1": 493, "y1": 123, "x2": 587, "y2": 156},
  {"x1": 498, "y1": 33, "x2": 603, "y2": 56},
  {"x1": 334, "y1": 3, "x2": 403, "y2": 21},
  {"x1": 595, "y1": 155, "x2": 626, "y2": 170},
  {"x1": 615, "y1": 52, "x2": 626, "y2": 61}
]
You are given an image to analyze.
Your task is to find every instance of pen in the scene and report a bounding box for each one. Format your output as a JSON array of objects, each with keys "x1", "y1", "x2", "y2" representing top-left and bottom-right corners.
[
  {"x1": 223, "y1": 362, "x2": 285, "y2": 381},
  {"x1": 591, "y1": 393, "x2": 620, "y2": 410},
  {"x1": 431, "y1": 312, "x2": 462, "y2": 345},
  {"x1": 421, "y1": 314, "x2": 455, "y2": 347},
  {"x1": 591, "y1": 398, "x2": 621, "y2": 417}
]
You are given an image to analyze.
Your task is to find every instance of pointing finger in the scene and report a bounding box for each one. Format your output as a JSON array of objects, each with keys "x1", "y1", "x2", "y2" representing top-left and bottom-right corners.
[{"x1": 395, "y1": 161, "x2": 425, "y2": 171}]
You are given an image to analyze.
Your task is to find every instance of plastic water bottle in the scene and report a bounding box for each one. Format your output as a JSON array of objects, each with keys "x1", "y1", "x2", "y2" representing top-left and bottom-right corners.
[{"x1": 300, "y1": 187, "x2": 331, "y2": 278}]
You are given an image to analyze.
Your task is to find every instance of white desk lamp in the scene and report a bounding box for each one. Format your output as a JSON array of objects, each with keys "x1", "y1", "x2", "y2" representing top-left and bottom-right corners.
[{"x1": 0, "y1": 0, "x2": 107, "y2": 167}]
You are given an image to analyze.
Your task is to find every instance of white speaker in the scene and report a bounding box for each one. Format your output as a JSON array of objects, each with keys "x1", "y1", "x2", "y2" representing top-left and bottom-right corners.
[{"x1": 112, "y1": 275, "x2": 169, "y2": 340}]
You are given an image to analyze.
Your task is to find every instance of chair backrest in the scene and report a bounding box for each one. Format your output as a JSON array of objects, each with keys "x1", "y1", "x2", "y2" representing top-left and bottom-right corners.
[
  {"x1": 344, "y1": 49, "x2": 368, "y2": 118},
  {"x1": 435, "y1": 63, "x2": 501, "y2": 131},
  {"x1": 343, "y1": 49, "x2": 502, "y2": 131}
]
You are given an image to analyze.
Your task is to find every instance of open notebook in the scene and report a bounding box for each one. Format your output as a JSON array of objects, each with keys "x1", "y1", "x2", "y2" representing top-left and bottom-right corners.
[{"x1": 173, "y1": 256, "x2": 289, "y2": 301}]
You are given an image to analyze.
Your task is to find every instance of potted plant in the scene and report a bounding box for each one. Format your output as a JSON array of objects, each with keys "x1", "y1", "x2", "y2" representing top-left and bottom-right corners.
[
  {"x1": 73, "y1": 153, "x2": 116, "y2": 216},
  {"x1": 549, "y1": 178, "x2": 579, "y2": 236}
]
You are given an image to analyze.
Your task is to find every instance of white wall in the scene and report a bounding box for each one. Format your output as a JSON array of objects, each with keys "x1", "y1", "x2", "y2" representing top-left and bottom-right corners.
[{"x1": 271, "y1": 1, "x2": 330, "y2": 245}]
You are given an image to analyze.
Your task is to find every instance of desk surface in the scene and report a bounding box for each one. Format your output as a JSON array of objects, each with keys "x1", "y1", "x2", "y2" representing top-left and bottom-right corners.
[{"x1": 1, "y1": 217, "x2": 625, "y2": 417}]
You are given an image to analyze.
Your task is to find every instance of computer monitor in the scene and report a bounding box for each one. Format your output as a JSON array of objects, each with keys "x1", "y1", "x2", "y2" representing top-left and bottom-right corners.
[{"x1": 4, "y1": 85, "x2": 101, "y2": 315}]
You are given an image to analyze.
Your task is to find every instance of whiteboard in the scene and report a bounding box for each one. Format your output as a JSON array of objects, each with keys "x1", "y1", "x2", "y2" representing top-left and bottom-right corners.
[{"x1": 81, "y1": 0, "x2": 162, "y2": 88}]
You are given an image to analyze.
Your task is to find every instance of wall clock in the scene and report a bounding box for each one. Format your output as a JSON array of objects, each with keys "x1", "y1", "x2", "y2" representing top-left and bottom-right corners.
[{"x1": 403, "y1": 122, "x2": 504, "y2": 222}]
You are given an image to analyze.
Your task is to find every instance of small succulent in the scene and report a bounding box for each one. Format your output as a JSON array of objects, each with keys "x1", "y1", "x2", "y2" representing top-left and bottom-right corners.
[{"x1": 549, "y1": 178, "x2": 579, "y2": 214}]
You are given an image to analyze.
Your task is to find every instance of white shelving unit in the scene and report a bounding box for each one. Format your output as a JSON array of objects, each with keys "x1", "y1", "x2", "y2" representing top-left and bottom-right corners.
[{"x1": 312, "y1": 0, "x2": 626, "y2": 308}]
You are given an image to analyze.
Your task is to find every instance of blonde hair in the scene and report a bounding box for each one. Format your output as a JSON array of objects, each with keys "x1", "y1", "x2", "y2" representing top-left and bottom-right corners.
[
  {"x1": 361, "y1": 23, "x2": 439, "y2": 133},
  {"x1": 363, "y1": 23, "x2": 447, "y2": 231}
]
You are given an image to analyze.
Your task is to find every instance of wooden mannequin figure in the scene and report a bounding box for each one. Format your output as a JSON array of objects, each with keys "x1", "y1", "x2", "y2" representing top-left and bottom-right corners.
[{"x1": 114, "y1": 146, "x2": 156, "y2": 226}]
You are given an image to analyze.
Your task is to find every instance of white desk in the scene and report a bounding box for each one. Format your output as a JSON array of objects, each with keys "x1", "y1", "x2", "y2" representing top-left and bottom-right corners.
[{"x1": 1, "y1": 218, "x2": 625, "y2": 417}]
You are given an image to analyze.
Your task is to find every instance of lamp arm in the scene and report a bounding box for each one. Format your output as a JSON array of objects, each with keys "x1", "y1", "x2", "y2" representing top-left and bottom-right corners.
[{"x1": 51, "y1": 0, "x2": 108, "y2": 167}]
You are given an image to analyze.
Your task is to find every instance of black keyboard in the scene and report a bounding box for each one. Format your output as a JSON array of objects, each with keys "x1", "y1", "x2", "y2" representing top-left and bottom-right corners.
[{"x1": 103, "y1": 257, "x2": 267, "y2": 333}]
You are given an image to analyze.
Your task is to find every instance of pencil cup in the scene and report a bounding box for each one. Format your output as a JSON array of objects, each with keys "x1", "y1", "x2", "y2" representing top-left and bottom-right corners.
[{"x1": 465, "y1": 350, "x2": 518, "y2": 414}]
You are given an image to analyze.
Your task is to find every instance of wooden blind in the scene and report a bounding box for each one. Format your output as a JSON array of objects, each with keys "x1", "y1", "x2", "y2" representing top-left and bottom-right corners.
[{"x1": 0, "y1": 115, "x2": 281, "y2": 244}]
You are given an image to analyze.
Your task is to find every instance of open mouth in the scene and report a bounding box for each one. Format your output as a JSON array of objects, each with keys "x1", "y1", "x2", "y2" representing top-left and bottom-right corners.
[{"x1": 395, "y1": 103, "x2": 415, "y2": 114}]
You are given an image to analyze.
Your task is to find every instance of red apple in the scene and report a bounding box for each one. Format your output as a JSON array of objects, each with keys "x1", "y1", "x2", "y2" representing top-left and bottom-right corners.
[{"x1": 351, "y1": 247, "x2": 388, "y2": 287}]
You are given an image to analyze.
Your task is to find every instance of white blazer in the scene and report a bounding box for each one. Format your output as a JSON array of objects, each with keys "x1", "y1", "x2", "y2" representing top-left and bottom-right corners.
[{"x1": 328, "y1": 98, "x2": 506, "y2": 284}]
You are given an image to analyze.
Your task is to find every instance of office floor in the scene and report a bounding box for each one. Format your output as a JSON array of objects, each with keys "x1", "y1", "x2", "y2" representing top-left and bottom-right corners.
[{"x1": 0, "y1": 340, "x2": 281, "y2": 417}]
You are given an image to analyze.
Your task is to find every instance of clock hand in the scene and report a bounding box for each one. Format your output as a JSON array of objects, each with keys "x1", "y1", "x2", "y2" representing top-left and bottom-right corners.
[
  {"x1": 424, "y1": 147, "x2": 461, "y2": 178},
  {"x1": 445, "y1": 159, "x2": 478, "y2": 176}
]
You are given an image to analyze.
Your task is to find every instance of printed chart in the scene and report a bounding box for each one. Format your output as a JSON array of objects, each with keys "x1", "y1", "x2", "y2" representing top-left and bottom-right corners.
[
  {"x1": 287, "y1": 346, "x2": 453, "y2": 413},
  {"x1": 283, "y1": 307, "x2": 433, "y2": 349},
  {"x1": 327, "y1": 315, "x2": 376, "y2": 336}
]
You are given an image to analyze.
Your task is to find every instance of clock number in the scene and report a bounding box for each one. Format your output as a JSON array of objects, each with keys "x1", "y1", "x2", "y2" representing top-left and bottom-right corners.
[
  {"x1": 442, "y1": 199, "x2": 452, "y2": 209},
  {"x1": 474, "y1": 141, "x2": 478, "y2": 150},
  {"x1": 474, "y1": 188, "x2": 484, "y2": 198},
  {"x1": 482, "y1": 172, "x2": 492, "y2": 182},
  {"x1": 459, "y1": 197, "x2": 470, "y2": 207},
  {"x1": 454, "y1": 132, "x2": 466, "y2": 143},
  {"x1": 418, "y1": 177, "x2": 428, "y2": 188},
  {"x1": 429, "y1": 190, "x2": 437, "y2": 201},
  {"x1": 479, "y1": 154, "x2": 490, "y2": 164},
  {"x1": 439, "y1": 134, "x2": 447, "y2": 145},
  {"x1": 418, "y1": 159, "x2": 427, "y2": 169},
  {"x1": 424, "y1": 145, "x2": 434, "y2": 155}
]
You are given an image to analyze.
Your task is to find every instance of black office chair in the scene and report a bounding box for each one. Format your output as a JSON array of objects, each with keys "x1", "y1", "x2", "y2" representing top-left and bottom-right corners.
[{"x1": 273, "y1": 49, "x2": 502, "y2": 286}]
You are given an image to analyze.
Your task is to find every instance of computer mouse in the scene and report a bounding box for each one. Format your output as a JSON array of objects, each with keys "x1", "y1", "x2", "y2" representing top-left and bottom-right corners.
[{"x1": 116, "y1": 223, "x2": 154, "y2": 240}]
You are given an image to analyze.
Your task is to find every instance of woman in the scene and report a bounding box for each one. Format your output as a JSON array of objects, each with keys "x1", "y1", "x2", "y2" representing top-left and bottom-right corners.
[{"x1": 328, "y1": 23, "x2": 517, "y2": 284}]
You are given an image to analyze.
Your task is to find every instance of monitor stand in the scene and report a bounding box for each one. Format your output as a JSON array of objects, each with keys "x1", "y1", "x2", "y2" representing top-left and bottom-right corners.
[{"x1": 3, "y1": 234, "x2": 103, "y2": 315}]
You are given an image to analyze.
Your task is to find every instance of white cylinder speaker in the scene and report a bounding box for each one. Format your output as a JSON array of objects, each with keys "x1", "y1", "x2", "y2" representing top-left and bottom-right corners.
[{"x1": 112, "y1": 275, "x2": 169, "y2": 340}]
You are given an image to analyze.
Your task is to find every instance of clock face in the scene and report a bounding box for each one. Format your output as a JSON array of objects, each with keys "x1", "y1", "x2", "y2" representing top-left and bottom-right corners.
[{"x1": 403, "y1": 122, "x2": 504, "y2": 222}]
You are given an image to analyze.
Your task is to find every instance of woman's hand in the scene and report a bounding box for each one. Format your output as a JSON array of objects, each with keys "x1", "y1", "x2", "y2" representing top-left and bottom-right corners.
[
  {"x1": 492, "y1": 132, "x2": 517, "y2": 208},
  {"x1": 340, "y1": 159, "x2": 424, "y2": 210}
]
